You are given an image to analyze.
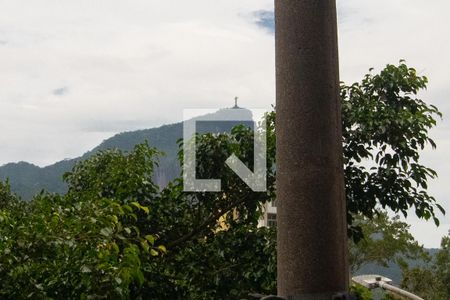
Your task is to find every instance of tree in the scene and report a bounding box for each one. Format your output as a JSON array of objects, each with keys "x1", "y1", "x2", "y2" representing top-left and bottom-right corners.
[
  {"x1": 151, "y1": 61, "x2": 443, "y2": 298},
  {"x1": 341, "y1": 61, "x2": 443, "y2": 239},
  {"x1": 349, "y1": 213, "x2": 426, "y2": 274},
  {"x1": 401, "y1": 236, "x2": 450, "y2": 300},
  {"x1": 136, "y1": 124, "x2": 276, "y2": 299},
  {"x1": 0, "y1": 180, "x2": 19, "y2": 210},
  {"x1": 0, "y1": 145, "x2": 166, "y2": 299},
  {"x1": 0, "y1": 62, "x2": 443, "y2": 299},
  {"x1": 0, "y1": 137, "x2": 276, "y2": 299}
]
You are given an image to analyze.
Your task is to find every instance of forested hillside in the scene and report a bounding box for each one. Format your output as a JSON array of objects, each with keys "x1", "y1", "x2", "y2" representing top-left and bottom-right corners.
[
  {"x1": 0, "y1": 110, "x2": 252, "y2": 199},
  {"x1": 355, "y1": 248, "x2": 440, "y2": 284}
]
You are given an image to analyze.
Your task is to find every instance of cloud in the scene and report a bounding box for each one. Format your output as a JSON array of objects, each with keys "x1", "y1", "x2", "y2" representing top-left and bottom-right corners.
[
  {"x1": 0, "y1": 0, "x2": 449, "y2": 247},
  {"x1": 337, "y1": 0, "x2": 450, "y2": 247},
  {"x1": 248, "y1": 1, "x2": 450, "y2": 247},
  {"x1": 52, "y1": 86, "x2": 69, "y2": 96},
  {"x1": 0, "y1": 0, "x2": 275, "y2": 167}
]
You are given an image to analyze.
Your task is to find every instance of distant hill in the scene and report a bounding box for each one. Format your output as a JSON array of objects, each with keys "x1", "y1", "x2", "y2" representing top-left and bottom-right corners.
[
  {"x1": 0, "y1": 108, "x2": 441, "y2": 287},
  {"x1": 0, "y1": 108, "x2": 253, "y2": 200},
  {"x1": 354, "y1": 248, "x2": 440, "y2": 284}
]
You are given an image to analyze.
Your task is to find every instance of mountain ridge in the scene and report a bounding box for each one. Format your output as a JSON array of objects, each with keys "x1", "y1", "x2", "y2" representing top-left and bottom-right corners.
[{"x1": 0, "y1": 108, "x2": 253, "y2": 199}]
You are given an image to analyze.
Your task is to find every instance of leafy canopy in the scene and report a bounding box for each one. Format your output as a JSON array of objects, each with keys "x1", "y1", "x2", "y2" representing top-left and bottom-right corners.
[
  {"x1": 401, "y1": 236, "x2": 450, "y2": 300},
  {"x1": 341, "y1": 61, "x2": 443, "y2": 239},
  {"x1": 0, "y1": 62, "x2": 444, "y2": 299}
]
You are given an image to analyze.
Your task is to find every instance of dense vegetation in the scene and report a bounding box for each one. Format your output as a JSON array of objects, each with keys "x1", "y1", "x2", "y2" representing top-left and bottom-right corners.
[
  {"x1": 0, "y1": 62, "x2": 446, "y2": 299},
  {"x1": 401, "y1": 236, "x2": 450, "y2": 299},
  {"x1": 1, "y1": 134, "x2": 277, "y2": 299}
]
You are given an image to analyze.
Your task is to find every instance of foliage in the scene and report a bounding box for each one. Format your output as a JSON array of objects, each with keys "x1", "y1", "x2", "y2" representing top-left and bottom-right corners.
[
  {"x1": 137, "y1": 123, "x2": 276, "y2": 299},
  {"x1": 0, "y1": 146, "x2": 165, "y2": 299},
  {"x1": 401, "y1": 236, "x2": 450, "y2": 300},
  {"x1": 0, "y1": 180, "x2": 19, "y2": 209},
  {"x1": 0, "y1": 62, "x2": 444, "y2": 298},
  {"x1": 341, "y1": 61, "x2": 443, "y2": 239},
  {"x1": 0, "y1": 127, "x2": 276, "y2": 299},
  {"x1": 350, "y1": 284, "x2": 374, "y2": 300},
  {"x1": 349, "y1": 212, "x2": 426, "y2": 274},
  {"x1": 63, "y1": 142, "x2": 161, "y2": 203}
]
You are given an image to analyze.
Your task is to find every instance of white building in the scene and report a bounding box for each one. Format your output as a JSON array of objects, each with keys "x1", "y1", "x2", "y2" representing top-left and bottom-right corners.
[{"x1": 258, "y1": 200, "x2": 277, "y2": 228}]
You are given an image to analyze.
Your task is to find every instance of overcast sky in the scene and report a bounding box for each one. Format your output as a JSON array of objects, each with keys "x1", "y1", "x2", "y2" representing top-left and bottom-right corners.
[{"x1": 0, "y1": 0, "x2": 449, "y2": 247}]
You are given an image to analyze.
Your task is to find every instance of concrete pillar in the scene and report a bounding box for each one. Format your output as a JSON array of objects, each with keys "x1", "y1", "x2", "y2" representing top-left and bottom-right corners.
[{"x1": 275, "y1": 1, "x2": 349, "y2": 299}]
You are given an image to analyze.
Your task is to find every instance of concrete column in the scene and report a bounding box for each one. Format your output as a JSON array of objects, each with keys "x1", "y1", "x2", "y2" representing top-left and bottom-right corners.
[{"x1": 275, "y1": 1, "x2": 348, "y2": 299}]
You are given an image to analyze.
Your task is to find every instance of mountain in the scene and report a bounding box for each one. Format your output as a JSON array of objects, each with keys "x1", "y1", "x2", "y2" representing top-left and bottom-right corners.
[
  {"x1": 0, "y1": 108, "x2": 441, "y2": 288},
  {"x1": 354, "y1": 248, "x2": 440, "y2": 284},
  {"x1": 0, "y1": 108, "x2": 253, "y2": 200}
]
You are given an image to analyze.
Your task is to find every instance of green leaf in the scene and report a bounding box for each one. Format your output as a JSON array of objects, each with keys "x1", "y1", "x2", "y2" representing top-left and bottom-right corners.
[
  {"x1": 145, "y1": 235, "x2": 155, "y2": 245},
  {"x1": 140, "y1": 240, "x2": 150, "y2": 253},
  {"x1": 157, "y1": 245, "x2": 167, "y2": 254},
  {"x1": 100, "y1": 227, "x2": 113, "y2": 237},
  {"x1": 130, "y1": 202, "x2": 150, "y2": 214}
]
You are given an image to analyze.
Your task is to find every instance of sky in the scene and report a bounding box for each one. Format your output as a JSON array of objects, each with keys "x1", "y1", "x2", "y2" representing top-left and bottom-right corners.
[{"x1": 0, "y1": 0, "x2": 449, "y2": 247}]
